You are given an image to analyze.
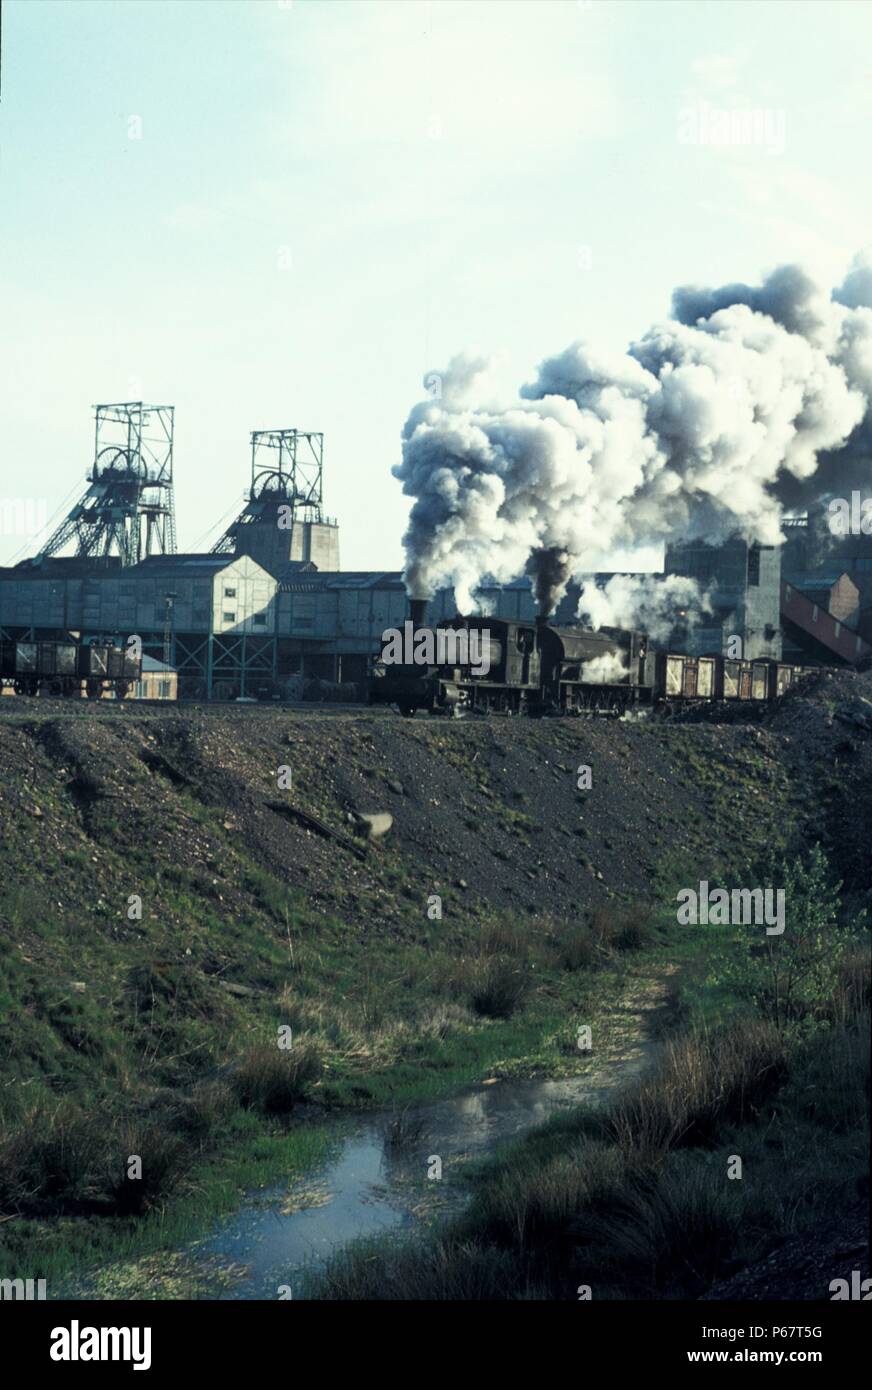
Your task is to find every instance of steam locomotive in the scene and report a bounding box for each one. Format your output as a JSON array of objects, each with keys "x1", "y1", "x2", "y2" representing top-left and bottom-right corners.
[
  {"x1": 0, "y1": 639, "x2": 142, "y2": 698},
  {"x1": 368, "y1": 605, "x2": 812, "y2": 717}
]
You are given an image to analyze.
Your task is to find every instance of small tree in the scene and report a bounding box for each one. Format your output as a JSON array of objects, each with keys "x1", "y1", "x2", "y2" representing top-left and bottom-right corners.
[
  {"x1": 719, "y1": 845, "x2": 857, "y2": 1030},
  {"x1": 761, "y1": 845, "x2": 841, "y2": 1027}
]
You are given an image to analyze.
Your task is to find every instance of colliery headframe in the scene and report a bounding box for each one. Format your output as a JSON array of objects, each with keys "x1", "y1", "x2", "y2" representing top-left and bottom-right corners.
[
  {"x1": 28, "y1": 402, "x2": 177, "y2": 568},
  {"x1": 1, "y1": 401, "x2": 870, "y2": 701}
]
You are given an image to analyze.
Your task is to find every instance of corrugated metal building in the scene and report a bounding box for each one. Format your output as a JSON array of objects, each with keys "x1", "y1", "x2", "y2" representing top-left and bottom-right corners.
[{"x1": 665, "y1": 538, "x2": 782, "y2": 660}]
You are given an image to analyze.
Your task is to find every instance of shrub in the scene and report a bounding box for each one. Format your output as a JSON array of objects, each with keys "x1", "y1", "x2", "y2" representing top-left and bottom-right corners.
[
  {"x1": 610, "y1": 903, "x2": 655, "y2": 952},
  {"x1": 570, "y1": 1156, "x2": 744, "y2": 1298},
  {"x1": 589, "y1": 902, "x2": 654, "y2": 953},
  {"x1": 232, "y1": 1039, "x2": 322, "y2": 1113},
  {"x1": 25, "y1": 1103, "x2": 105, "y2": 1202},
  {"x1": 714, "y1": 847, "x2": 861, "y2": 1028},
  {"x1": 101, "y1": 1120, "x2": 190, "y2": 1215},
  {"x1": 829, "y1": 945, "x2": 872, "y2": 1025},
  {"x1": 315, "y1": 1234, "x2": 518, "y2": 1301},
  {"x1": 0, "y1": 1113, "x2": 38, "y2": 1209},
  {"x1": 605, "y1": 1019, "x2": 788, "y2": 1156},
  {"x1": 478, "y1": 920, "x2": 528, "y2": 958},
  {"x1": 785, "y1": 1010, "x2": 870, "y2": 1134},
  {"x1": 172, "y1": 1078, "x2": 237, "y2": 1144},
  {"x1": 468, "y1": 958, "x2": 530, "y2": 1019},
  {"x1": 553, "y1": 922, "x2": 595, "y2": 971}
]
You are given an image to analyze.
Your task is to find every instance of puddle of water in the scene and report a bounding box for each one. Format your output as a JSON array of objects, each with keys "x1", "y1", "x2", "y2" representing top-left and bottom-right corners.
[{"x1": 190, "y1": 1046, "x2": 654, "y2": 1299}]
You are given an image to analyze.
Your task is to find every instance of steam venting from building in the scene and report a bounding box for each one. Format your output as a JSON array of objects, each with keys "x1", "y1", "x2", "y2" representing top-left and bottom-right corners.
[{"x1": 394, "y1": 250, "x2": 872, "y2": 624}]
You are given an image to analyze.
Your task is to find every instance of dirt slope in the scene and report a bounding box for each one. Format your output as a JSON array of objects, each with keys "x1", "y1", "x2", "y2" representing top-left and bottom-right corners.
[{"x1": 1, "y1": 670, "x2": 870, "y2": 948}]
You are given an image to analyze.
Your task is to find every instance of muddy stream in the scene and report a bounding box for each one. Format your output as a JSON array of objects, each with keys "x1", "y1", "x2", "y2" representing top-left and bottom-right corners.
[{"x1": 186, "y1": 1036, "x2": 657, "y2": 1299}]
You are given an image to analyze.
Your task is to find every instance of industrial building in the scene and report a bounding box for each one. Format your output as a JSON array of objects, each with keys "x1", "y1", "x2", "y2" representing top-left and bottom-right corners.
[
  {"x1": 664, "y1": 537, "x2": 782, "y2": 660},
  {"x1": 1, "y1": 401, "x2": 868, "y2": 697},
  {"x1": 133, "y1": 656, "x2": 178, "y2": 701}
]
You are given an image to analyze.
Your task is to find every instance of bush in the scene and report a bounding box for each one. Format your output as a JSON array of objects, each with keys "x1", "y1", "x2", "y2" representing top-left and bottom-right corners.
[
  {"x1": 232, "y1": 1039, "x2": 322, "y2": 1113},
  {"x1": 465, "y1": 1139, "x2": 625, "y2": 1251},
  {"x1": 23, "y1": 1103, "x2": 104, "y2": 1202},
  {"x1": 713, "y1": 847, "x2": 863, "y2": 1028},
  {"x1": 172, "y1": 1078, "x2": 238, "y2": 1144},
  {"x1": 610, "y1": 904, "x2": 654, "y2": 952},
  {"x1": 0, "y1": 1112, "x2": 39, "y2": 1209},
  {"x1": 829, "y1": 945, "x2": 872, "y2": 1025},
  {"x1": 553, "y1": 922, "x2": 595, "y2": 971},
  {"x1": 605, "y1": 1019, "x2": 788, "y2": 1156},
  {"x1": 101, "y1": 1120, "x2": 190, "y2": 1215},
  {"x1": 590, "y1": 902, "x2": 654, "y2": 953},
  {"x1": 785, "y1": 1011, "x2": 870, "y2": 1134},
  {"x1": 478, "y1": 920, "x2": 528, "y2": 958},
  {"x1": 569, "y1": 1156, "x2": 744, "y2": 1298},
  {"x1": 468, "y1": 958, "x2": 530, "y2": 1019},
  {"x1": 315, "y1": 1234, "x2": 518, "y2": 1301}
]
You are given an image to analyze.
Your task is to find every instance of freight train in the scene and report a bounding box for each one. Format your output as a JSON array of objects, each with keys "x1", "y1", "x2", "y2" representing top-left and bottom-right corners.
[
  {"x1": 0, "y1": 638, "x2": 142, "y2": 698},
  {"x1": 368, "y1": 608, "x2": 813, "y2": 717}
]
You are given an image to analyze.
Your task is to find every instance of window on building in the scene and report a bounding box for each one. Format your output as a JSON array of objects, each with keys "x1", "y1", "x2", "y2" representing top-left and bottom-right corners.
[
  {"x1": 253, "y1": 612, "x2": 267, "y2": 626},
  {"x1": 136, "y1": 681, "x2": 145, "y2": 698},
  {"x1": 223, "y1": 612, "x2": 236, "y2": 623},
  {"x1": 747, "y1": 546, "x2": 760, "y2": 586},
  {"x1": 224, "y1": 587, "x2": 237, "y2": 598},
  {"x1": 159, "y1": 680, "x2": 171, "y2": 698}
]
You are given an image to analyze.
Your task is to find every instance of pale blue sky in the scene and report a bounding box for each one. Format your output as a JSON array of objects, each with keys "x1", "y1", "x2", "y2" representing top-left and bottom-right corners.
[{"x1": 2, "y1": 0, "x2": 870, "y2": 569}]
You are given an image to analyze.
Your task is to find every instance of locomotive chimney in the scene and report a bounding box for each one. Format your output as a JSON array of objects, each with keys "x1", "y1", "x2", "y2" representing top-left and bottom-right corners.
[{"x1": 409, "y1": 597, "x2": 428, "y2": 628}]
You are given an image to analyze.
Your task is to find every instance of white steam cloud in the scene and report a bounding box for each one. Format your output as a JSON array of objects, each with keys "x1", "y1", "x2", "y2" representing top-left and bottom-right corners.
[
  {"x1": 580, "y1": 651, "x2": 629, "y2": 685},
  {"x1": 394, "y1": 251, "x2": 872, "y2": 619},
  {"x1": 577, "y1": 574, "x2": 713, "y2": 643}
]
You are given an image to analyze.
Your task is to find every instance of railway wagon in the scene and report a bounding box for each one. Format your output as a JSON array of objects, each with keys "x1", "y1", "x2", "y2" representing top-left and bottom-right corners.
[{"x1": 0, "y1": 639, "x2": 141, "y2": 697}]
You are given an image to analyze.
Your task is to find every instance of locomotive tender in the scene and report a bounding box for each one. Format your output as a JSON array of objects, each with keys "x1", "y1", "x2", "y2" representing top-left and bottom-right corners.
[{"x1": 369, "y1": 607, "x2": 812, "y2": 717}]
